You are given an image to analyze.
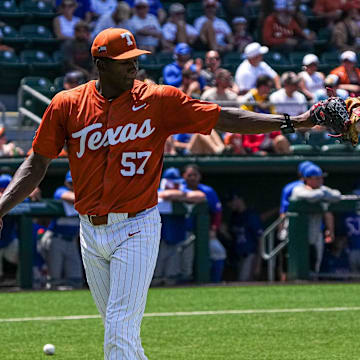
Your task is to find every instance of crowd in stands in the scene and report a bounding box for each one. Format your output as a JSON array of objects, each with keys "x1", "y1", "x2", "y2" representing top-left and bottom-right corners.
[{"x1": 2, "y1": 0, "x2": 360, "y2": 155}]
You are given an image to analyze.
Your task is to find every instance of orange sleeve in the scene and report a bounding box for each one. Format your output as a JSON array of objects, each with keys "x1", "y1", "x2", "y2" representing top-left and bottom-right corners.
[
  {"x1": 262, "y1": 16, "x2": 286, "y2": 46},
  {"x1": 32, "y1": 92, "x2": 67, "y2": 159},
  {"x1": 158, "y1": 85, "x2": 220, "y2": 136}
]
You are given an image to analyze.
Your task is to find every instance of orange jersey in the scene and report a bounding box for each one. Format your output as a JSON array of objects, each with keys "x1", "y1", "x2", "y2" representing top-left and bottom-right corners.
[{"x1": 32, "y1": 80, "x2": 220, "y2": 215}]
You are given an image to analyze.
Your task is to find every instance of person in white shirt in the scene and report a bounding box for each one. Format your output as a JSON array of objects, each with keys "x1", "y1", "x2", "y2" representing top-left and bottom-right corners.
[
  {"x1": 92, "y1": 1, "x2": 132, "y2": 39},
  {"x1": 290, "y1": 164, "x2": 341, "y2": 273},
  {"x1": 234, "y1": 42, "x2": 280, "y2": 94},
  {"x1": 194, "y1": 0, "x2": 233, "y2": 52},
  {"x1": 53, "y1": 0, "x2": 81, "y2": 40},
  {"x1": 269, "y1": 71, "x2": 308, "y2": 116},
  {"x1": 162, "y1": 3, "x2": 199, "y2": 53},
  {"x1": 129, "y1": 0, "x2": 162, "y2": 52},
  {"x1": 298, "y1": 54, "x2": 325, "y2": 102}
]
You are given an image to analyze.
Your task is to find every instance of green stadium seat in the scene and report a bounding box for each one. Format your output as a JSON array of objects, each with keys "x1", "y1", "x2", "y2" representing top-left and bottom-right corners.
[
  {"x1": 138, "y1": 54, "x2": 162, "y2": 81},
  {"x1": 186, "y1": 2, "x2": 203, "y2": 24},
  {"x1": 53, "y1": 76, "x2": 65, "y2": 93},
  {"x1": 290, "y1": 144, "x2": 317, "y2": 155},
  {"x1": 192, "y1": 51, "x2": 207, "y2": 61},
  {"x1": 321, "y1": 51, "x2": 340, "y2": 66},
  {"x1": 0, "y1": 50, "x2": 29, "y2": 93},
  {"x1": 156, "y1": 52, "x2": 174, "y2": 66},
  {"x1": 20, "y1": 0, "x2": 54, "y2": 14},
  {"x1": 285, "y1": 132, "x2": 307, "y2": 145},
  {"x1": 222, "y1": 52, "x2": 242, "y2": 66},
  {"x1": 0, "y1": 0, "x2": 26, "y2": 28},
  {"x1": 19, "y1": 24, "x2": 59, "y2": 52},
  {"x1": 263, "y1": 52, "x2": 293, "y2": 73},
  {"x1": 20, "y1": 50, "x2": 62, "y2": 79},
  {"x1": 289, "y1": 51, "x2": 308, "y2": 67},
  {"x1": 307, "y1": 130, "x2": 339, "y2": 149},
  {"x1": 0, "y1": 24, "x2": 27, "y2": 51},
  {"x1": 0, "y1": 0, "x2": 17, "y2": 12},
  {"x1": 321, "y1": 143, "x2": 354, "y2": 154}
]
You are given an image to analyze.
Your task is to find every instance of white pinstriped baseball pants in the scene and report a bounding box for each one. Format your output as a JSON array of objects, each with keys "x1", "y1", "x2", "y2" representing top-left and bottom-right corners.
[{"x1": 79, "y1": 207, "x2": 161, "y2": 360}]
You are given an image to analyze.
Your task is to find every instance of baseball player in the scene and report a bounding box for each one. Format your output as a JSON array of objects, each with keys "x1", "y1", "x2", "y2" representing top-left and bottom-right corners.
[{"x1": 0, "y1": 28, "x2": 319, "y2": 359}]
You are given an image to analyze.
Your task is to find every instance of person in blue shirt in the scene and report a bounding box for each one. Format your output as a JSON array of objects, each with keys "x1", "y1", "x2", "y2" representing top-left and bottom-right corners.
[
  {"x1": 181, "y1": 164, "x2": 224, "y2": 282},
  {"x1": 38, "y1": 171, "x2": 83, "y2": 289},
  {"x1": 0, "y1": 174, "x2": 18, "y2": 283},
  {"x1": 163, "y1": 43, "x2": 205, "y2": 89},
  {"x1": 154, "y1": 167, "x2": 206, "y2": 285},
  {"x1": 224, "y1": 191, "x2": 263, "y2": 281}
]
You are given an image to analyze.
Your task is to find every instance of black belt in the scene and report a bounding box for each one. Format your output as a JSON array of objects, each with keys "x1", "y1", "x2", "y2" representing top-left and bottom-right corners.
[{"x1": 87, "y1": 209, "x2": 146, "y2": 226}]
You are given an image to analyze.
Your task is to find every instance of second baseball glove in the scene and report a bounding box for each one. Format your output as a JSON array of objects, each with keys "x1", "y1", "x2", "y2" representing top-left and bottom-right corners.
[{"x1": 310, "y1": 96, "x2": 360, "y2": 146}]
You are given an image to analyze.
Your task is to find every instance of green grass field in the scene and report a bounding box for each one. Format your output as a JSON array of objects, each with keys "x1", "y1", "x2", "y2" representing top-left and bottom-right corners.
[{"x1": 1, "y1": 283, "x2": 360, "y2": 359}]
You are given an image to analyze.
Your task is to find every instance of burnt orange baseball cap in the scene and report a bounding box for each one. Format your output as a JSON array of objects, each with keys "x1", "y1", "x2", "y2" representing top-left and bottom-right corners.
[{"x1": 91, "y1": 28, "x2": 151, "y2": 60}]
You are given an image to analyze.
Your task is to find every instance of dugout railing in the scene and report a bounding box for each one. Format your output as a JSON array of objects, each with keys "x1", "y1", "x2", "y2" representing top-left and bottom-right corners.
[
  {"x1": 9, "y1": 200, "x2": 210, "y2": 289},
  {"x1": 262, "y1": 196, "x2": 360, "y2": 281}
]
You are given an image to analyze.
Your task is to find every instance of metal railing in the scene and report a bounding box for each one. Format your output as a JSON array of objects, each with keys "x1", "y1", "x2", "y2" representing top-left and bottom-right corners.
[
  {"x1": 260, "y1": 215, "x2": 289, "y2": 282},
  {"x1": 17, "y1": 84, "x2": 51, "y2": 126}
]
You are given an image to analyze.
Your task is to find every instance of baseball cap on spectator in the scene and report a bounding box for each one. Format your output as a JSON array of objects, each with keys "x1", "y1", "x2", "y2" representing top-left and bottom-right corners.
[
  {"x1": 281, "y1": 71, "x2": 300, "y2": 86},
  {"x1": 162, "y1": 167, "x2": 182, "y2": 181},
  {"x1": 232, "y1": 17, "x2": 247, "y2": 25},
  {"x1": 244, "y1": 42, "x2": 268, "y2": 59},
  {"x1": 298, "y1": 161, "x2": 314, "y2": 176},
  {"x1": 134, "y1": 0, "x2": 149, "y2": 6},
  {"x1": 91, "y1": 28, "x2": 150, "y2": 59},
  {"x1": 340, "y1": 50, "x2": 357, "y2": 63},
  {"x1": 169, "y1": 2, "x2": 185, "y2": 14},
  {"x1": 324, "y1": 74, "x2": 340, "y2": 87},
  {"x1": 0, "y1": 174, "x2": 12, "y2": 191},
  {"x1": 303, "y1": 54, "x2": 319, "y2": 66},
  {"x1": 303, "y1": 164, "x2": 324, "y2": 178},
  {"x1": 174, "y1": 42, "x2": 191, "y2": 55},
  {"x1": 65, "y1": 170, "x2": 72, "y2": 183}
]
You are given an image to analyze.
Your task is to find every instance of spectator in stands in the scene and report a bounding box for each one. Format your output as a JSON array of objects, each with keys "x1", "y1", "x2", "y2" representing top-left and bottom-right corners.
[
  {"x1": 312, "y1": 0, "x2": 344, "y2": 27},
  {"x1": 38, "y1": 171, "x2": 83, "y2": 289},
  {"x1": 232, "y1": 16, "x2": 253, "y2": 53},
  {"x1": 320, "y1": 237, "x2": 351, "y2": 278},
  {"x1": 194, "y1": 0, "x2": 234, "y2": 53},
  {"x1": 330, "y1": 50, "x2": 360, "y2": 95},
  {"x1": 240, "y1": 75, "x2": 290, "y2": 155},
  {"x1": 0, "y1": 127, "x2": 24, "y2": 157},
  {"x1": 163, "y1": 43, "x2": 204, "y2": 89},
  {"x1": 332, "y1": 2, "x2": 360, "y2": 53},
  {"x1": 201, "y1": 68, "x2": 239, "y2": 104},
  {"x1": 223, "y1": 133, "x2": 247, "y2": 155},
  {"x1": 92, "y1": 1, "x2": 132, "y2": 39},
  {"x1": 55, "y1": 0, "x2": 92, "y2": 21},
  {"x1": 262, "y1": 0, "x2": 315, "y2": 52},
  {"x1": 181, "y1": 164, "x2": 223, "y2": 282},
  {"x1": 88, "y1": 0, "x2": 117, "y2": 23},
  {"x1": 314, "y1": 74, "x2": 349, "y2": 101},
  {"x1": 63, "y1": 70, "x2": 87, "y2": 90},
  {"x1": 223, "y1": 191, "x2": 263, "y2": 282},
  {"x1": 161, "y1": 3, "x2": 199, "y2": 53},
  {"x1": 234, "y1": 42, "x2": 280, "y2": 95},
  {"x1": 179, "y1": 68, "x2": 201, "y2": 98},
  {"x1": 269, "y1": 71, "x2": 308, "y2": 116},
  {"x1": 53, "y1": 0, "x2": 81, "y2": 40},
  {"x1": 200, "y1": 50, "x2": 222, "y2": 89},
  {"x1": 62, "y1": 20, "x2": 94, "y2": 80},
  {"x1": 0, "y1": 174, "x2": 18, "y2": 284},
  {"x1": 154, "y1": 167, "x2": 206, "y2": 285},
  {"x1": 125, "y1": 0, "x2": 167, "y2": 24},
  {"x1": 129, "y1": 0, "x2": 162, "y2": 52},
  {"x1": 291, "y1": 164, "x2": 341, "y2": 273},
  {"x1": 297, "y1": 54, "x2": 325, "y2": 102}
]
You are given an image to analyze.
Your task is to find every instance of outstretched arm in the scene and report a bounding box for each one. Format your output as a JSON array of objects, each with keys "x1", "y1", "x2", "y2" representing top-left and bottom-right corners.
[
  {"x1": 215, "y1": 107, "x2": 313, "y2": 134},
  {"x1": 0, "y1": 152, "x2": 52, "y2": 218}
]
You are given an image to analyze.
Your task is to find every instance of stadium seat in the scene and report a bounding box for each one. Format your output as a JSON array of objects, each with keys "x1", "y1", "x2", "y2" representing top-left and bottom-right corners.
[
  {"x1": 290, "y1": 144, "x2": 316, "y2": 155},
  {"x1": 222, "y1": 52, "x2": 242, "y2": 67},
  {"x1": 0, "y1": 50, "x2": 28, "y2": 93},
  {"x1": 285, "y1": 132, "x2": 307, "y2": 145},
  {"x1": 53, "y1": 76, "x2": 64, "y2": 93},
  {"x1": 321, "y1": 143, "x2": 354, "y2": 154},
  {"x1": 321, "y1": 51, "x2": 340, "y2": 66},
  {"x1": 20, "y1": 0, "x2": 55, "y2": 27},
  {"x1": 20, "y1": 49, "x2": 62, "y2": 79},
  {"x1": 307, "y1": 130, "x2": 339, "y2": 149},
  {"x1": 156, "y1": 53, "x2": 174, "y2": 66},
  {"x1": 186, "y1": 2, "x2": 203, "y2": 24},
  {"x1": 19, "y1": 24, "x2": 59, "y2": 52},
  {"x1": 0, "y1": 0, "x2": 25, "y2": 27},
  {"x1": 0, "y1": 24, "x2": 27, "y2": 51},
  {"x1": 192, "y1": 51, "x2": 207, "y2": 61},
  {"x1": 263, "y1": 52, "x2": 293, "y2": 73},
  {"x1": 138, "y1": 54, "x2": 162, "y2": 81}
]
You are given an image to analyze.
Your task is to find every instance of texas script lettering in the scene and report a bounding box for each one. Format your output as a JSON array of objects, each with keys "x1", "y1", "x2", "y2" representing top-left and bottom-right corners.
[{"x1": 71, "y1": 119, "x2": 155, "y2": 158}]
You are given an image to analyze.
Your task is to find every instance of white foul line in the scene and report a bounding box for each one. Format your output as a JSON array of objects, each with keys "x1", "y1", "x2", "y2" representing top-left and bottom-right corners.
[{"x1": 1, "y1": 307, "x2": 360, "y2": 323}]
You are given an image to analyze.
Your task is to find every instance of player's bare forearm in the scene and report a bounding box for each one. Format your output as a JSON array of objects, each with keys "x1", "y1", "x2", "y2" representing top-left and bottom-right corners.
[
  {"x1": 215, "y1": 108, "x2": 313, "y2": 134},
  {"x1": 0, "y1": 152, "x2": 51, "y2": 217}
]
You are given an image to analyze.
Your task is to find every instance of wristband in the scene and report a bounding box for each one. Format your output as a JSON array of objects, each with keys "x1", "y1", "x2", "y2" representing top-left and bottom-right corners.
[{"x1": 280, "y1": 113, "x2": 295, "y2": 134}]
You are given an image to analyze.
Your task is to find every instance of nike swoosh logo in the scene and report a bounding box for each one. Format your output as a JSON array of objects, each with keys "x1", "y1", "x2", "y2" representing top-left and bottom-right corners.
[
  {"x1": 128, "y1": 231, "x2": 141, "y2": 237},
  {"x1": 132, "y1": 103, "x2": 146, "y2": 111}
]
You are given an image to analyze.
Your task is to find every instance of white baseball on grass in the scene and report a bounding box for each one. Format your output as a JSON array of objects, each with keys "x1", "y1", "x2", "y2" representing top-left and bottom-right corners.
[{"x1": 43, "y1": 344, "x2": 55, "y2": 355}]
